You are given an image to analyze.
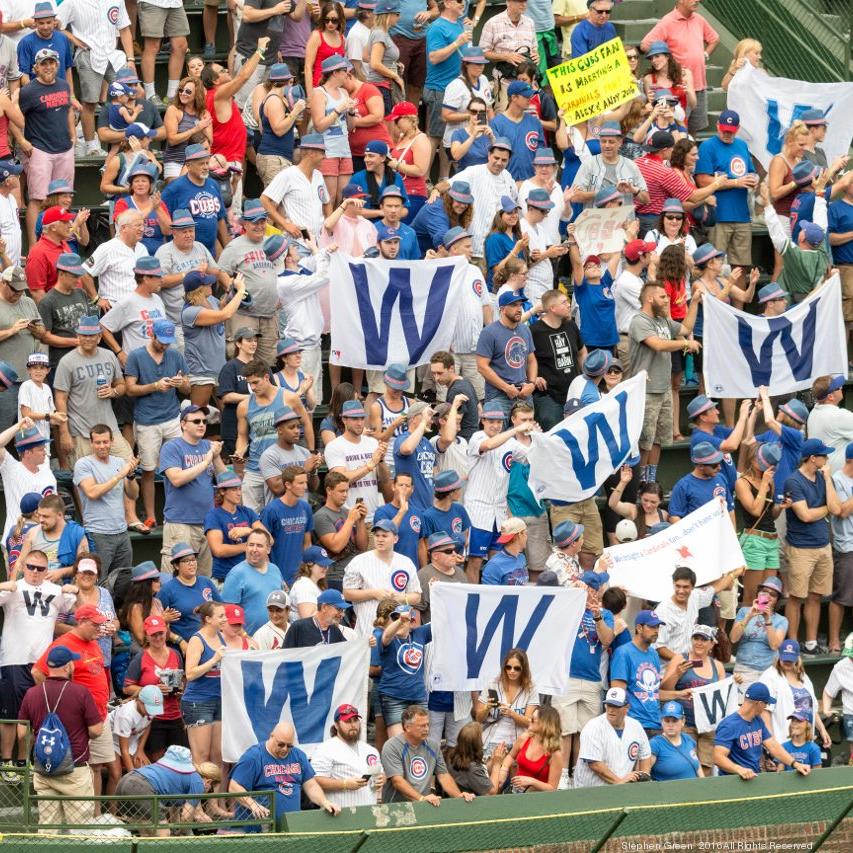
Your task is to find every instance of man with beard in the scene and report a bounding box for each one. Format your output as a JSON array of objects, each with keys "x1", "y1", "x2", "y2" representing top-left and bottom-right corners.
[{"x1": 311, "y1": 704, "x2": 382, "y2": 807}]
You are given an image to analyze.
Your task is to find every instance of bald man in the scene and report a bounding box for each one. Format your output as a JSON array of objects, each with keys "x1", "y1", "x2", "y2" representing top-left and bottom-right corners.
[{"x1": 229, "y1": 722, "x2": 340, "y2": 826}]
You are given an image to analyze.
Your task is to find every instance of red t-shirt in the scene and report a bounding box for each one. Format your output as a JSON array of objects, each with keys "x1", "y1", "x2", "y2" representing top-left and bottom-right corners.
[
  {"x1": 664, "y1": 277, "x2": 688, "y2": 321},
  {"x1": 124, "y1": 647, "x2": 184, "y2": 721},
  {"x1": 34, "y1": 634, "x2": 109, "y2": 720},
  {"x1": 23, "y1": 235, "x2": 71, "y2": 294},
  {"x1": 348, "y1": 83, "x2": 392, "y2": 158}
]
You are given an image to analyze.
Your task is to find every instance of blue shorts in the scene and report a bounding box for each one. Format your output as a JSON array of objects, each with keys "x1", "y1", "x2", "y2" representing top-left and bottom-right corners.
[
  {"x1": 469, "y1": 524, "x2": 500, "y2": 559},
  {"x1": 843, "y1": 714, "x2": 853, "y2": 742},
  {"x1": 379, "y1": 694, "x2": 421, "y2": 726},
  {"x1": 180, "y1": 697, "x2": 221, "y2": 727}
]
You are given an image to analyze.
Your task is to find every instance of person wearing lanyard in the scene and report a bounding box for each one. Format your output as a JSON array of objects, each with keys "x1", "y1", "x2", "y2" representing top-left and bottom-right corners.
[{"x1": 282, "y1": 588, "x2": 351, "y2": 647}]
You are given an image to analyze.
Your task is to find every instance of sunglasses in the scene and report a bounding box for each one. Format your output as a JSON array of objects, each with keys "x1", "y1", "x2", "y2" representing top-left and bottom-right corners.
[
  {"x1": 505, "y1": 664, "x2": 522, "y2": 671},
  {"x1": 606, "y1": 368, "x2": 623, "y2": 375},
  {"x1": 664, "y1": 214, "x2": 684, "y2": 220},
  {"x1": 179, "y1": 88, "x2": 195, "y2": 96},
  {"x1": 185, "y1": 418, "x2": 206, "y2": 425},
  {"x1": 25, "y1": 563, "x2": 48, "y2": 572},
  {"x1": 326, "y1": 16, "x2": 339, "y2": 22},
  {"x1": 626, "y1": 54, "x2": 639, "y2": 60},
  {"x1": 593, "y1": 8, "x2": 612, "y2": 14}
]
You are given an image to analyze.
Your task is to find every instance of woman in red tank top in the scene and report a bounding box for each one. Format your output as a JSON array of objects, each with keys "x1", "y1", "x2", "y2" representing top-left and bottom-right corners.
[
  {"x1": 642, "y1": 42, "x2": 696, "y2": 116},
  {"x1": 304, "y1": 2, "x2": 347, "y2": 95},
  {"x1": 497, "y1": 706, "x2": 563, "y2": 792}
]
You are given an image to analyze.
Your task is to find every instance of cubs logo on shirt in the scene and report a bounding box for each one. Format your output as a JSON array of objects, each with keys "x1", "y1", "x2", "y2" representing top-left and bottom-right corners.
[
  {"x1": 525, "y1": 131, "x2": 539, "y2": 152},
  {"x1": 202, "y1": 587, "x2": 214, "y2": 601},
  {"x1": 108, "y1": 5, "x2": 121, "y2": 25},
  {"x1": 472, "y1": 278, "x2": 484, "y2": 297},
  {"x1": 504, "y1": 335, "x2": 527, "y2": 369},
  {"x1": 391, "y1": 569, "x2": 410, "y2": 592},
  {"x1": 628, "y1": 741, "x2": 640, "y2": 761},
  {"x1": 397, "y1": 641, "x2": 424, "y2": 674},
  {"x1": 409, "y1": 756, "x2": 428, "y2": 780},
  {"x1": 318, "y1": 185, "x2": 331, "y2": 204},
  {"x1": 366, "y1": 753, "x2": 378, "y2": 767},
  {"x1": 712, "y1": 484, "x2": 727, "y2": 499},
  {"x1": 451, "y1": 517, "x2": 463, "y2": 534},
  {"x1": 409, "y1": 516, "x2": 421, "y2": 534},
  {"x1": 729, "y1": 156, "x2": 747, "y2": 177},
  {"x1": 501, "y1": 451, "x2": 513, "y2": 473}
]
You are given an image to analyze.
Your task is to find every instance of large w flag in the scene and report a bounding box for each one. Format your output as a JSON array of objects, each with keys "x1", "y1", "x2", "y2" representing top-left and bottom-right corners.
[
  {"x1": 329, "y1": 254, "x2": 467, "y2": 370},
  {"x1": 430, "y1": 583, "x2": 586, "y2": 695},
  {"x1": 526, "y1": 372, "x2": 646, "y2": 502},
  {"x1": 221, "y1": 642, "x2": 369, "y2": 763},
  {"x1": 702, "y1": 276, "x2": 846, "y2": 400},
  {"x1": 727, "y1": 64, "x2": 853, "y2": 170}
]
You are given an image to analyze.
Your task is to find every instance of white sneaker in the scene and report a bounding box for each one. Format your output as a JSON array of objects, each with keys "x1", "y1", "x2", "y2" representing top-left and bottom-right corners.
[
  {"x1": 558, "y1": 769, "x2": 572, "y2": 790},
  {"x1": 86, "y1": 143, "x2": 107, "y2": 157},
  {"x1": 74, "y1": 140, "x2": 88, "y2": 158}
]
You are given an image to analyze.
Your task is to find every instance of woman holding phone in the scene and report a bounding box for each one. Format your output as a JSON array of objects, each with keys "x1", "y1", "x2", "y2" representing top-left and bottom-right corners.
[{"x1": 473, "y1": 648, "x2": 538, "y2": 759}]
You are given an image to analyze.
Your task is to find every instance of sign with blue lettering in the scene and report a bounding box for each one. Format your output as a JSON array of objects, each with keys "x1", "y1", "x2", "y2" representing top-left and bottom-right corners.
[
  {"x1": 220, "y1": 641, "x2": 370, "y2": 763},
  {"x1": 429, "y1": 583, "x2": 586, "y2": 695},
  {"x1": 328, "y1": 254, "x2": 467, "y2": 370},
  {"x1": 703, "y1": 275, "x2": 846, "y2": 399},
  {"x1": 526, "y1": 372, "x2": 646, "y2": 502},
  {"x1": 694, "y1": 676, "x2": 739, "y2": 734}
]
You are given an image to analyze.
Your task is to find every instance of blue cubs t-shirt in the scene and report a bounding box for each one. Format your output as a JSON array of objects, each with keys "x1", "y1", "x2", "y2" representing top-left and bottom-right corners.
[
  {"x1": 161, "y1": 176, "x2": 226, "y2": 254},
  {"x1": 136, "y1": 761, "x2": 206, "y2": 800},
  {"x1": 476, "y1": 320, "x2": 534, "y2": 400},
  {"x1": 668, "y1": 471, "x2": 734, "y2": 518},
  {"x1": 260, "y1": 499, "x2": 314, "y2": 585},
  {"x1": 374, "y1": 502, "x2": 423, "y2": 567},
  {"x1": 411, "y1": 199, "x2": 451, "y2": 251},
  {"x1": 490, "y1": 113, "x2": 545, "y2": 181},
  {"x1": 828, "y1": 198, "x2": 853, "y2": 265},
  {"x1": 714, "y1": 712, "x2": 772, "y2": 774},
  {"x1": 611, "y1": 642, "x2": 663, "y2": 730},
  {"x1": 790, "y1": 187, "x2": 831, "y2": 243},
  {"x1": 231, "y1": 743, "x2": 315, "y2": 828},
  {"x1": 780, "y1": 739, "x2": 821, "y2": 769},
  {"x1": 392, "y1": 434, "x2": 436, "y2": 509},
  {"x1": 378, "y1": 624, "x2": 432, "y2": 702},
  {"x1": 570, "y1": 608, "x2": 614, "y2": 682},
  {"x1": 156, "y1": 576, "x2": 222, "y2": 641},
  {"x1": 573, "y1": 271, "x2": 618, "y2": 347},
  {"x1": 421, "y1": 502, "x2": 471, "y2": 551},
  {"x1": 481, "y1": 550, "x2": 528, "y2": 586},
  {"x1": 203, "y1": 504, "x2": 261, "y2": 581},
  {"x1": 18, "y1": 32, "x2": 74, "y2": 81},
  {"x1": 784, "y1": 470, "x2": 830, "y2": 548},
  {"x1": 695, "y1": 136, "x2": 754, "y2": 222},
  {"x1": 221, "y1": 559, "x2": 286, "y2": 633},
  {"x1": 690, "y1": 426, "x2": 736, "y2": 491},
  {"x1": 425, "y1": 17, "x2": 463, "y2": 91},
  {"x1": 125, "y1": 347, "x2": 188, "y2": 425},
  {"x1": 650, "y1": 734, "x2": 700, "y2": 781},
  {"x1": 159, "y1": 438, "x2": 215, "y2": 525}
]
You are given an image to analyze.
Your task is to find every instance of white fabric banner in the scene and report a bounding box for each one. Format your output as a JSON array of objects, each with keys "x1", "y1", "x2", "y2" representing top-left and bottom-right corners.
[
  {"x1": 221, "y1": 642, "x2": 370, "y2": 763},
  {"x1": 573, "y1": 205, "x2": 634, "y2": 259},
  {"x1": 605, "y1": 498, "x2": 744, "y2": 603},
  {"x1": 727, "y1": 64, "x2": 853, "y2": 170},
  {"x1": 328, "y1": 254, "x2": 467, "y2": 370},
  {"x1": 703, "y1": 276, "x2": 846, "y2": 399},
  {"x1": 429, "y1": 583, "x2": 586, "y2": 695},
  {"x1": 527, "y1": 372, "x2": 646, "y2": 502},
  {"x1": 693, "y1": 676, "x2": 739, "y2": 734}
]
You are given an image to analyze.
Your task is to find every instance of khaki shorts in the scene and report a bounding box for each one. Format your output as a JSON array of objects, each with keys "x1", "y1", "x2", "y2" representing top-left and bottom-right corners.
[
  {"x1": 551, "y1": 677, "x2": 602, "y2": 735},
  {"x1": 639, "y1": 390, "x2": 672, "y2": 450},
  {"x1": 839, "y1": 265, "x2": 853, "y2": 324},
  {"x1": 521, "y1": 513, "x2": 551, "y2": 573},
  {"x1": 711, "y1": 222, "x2": 752, "y2": 267},
  {"x1": 550, "y1": 498, "x2": 603, "y2": 558},
  {"x1": 162, "y1": 522, "x2": 212, "y2": 576},
  {"x1": 87, "y1": 717, "x2": 114, "y2": 765},
  {"x1": 683, "y1": 725, "x2": 715, "y2": 767},
  {"x1": 138, "y1": 3, "x2": 190, "y2": 39},
  {"x1": 785, "y1": 542, "x2": 833, "y2": 598},
  {"x1": 134, "y1": 418, "x2": 182, "y2": 472},
  {"x1": 71, "y1": 432, "x2": 132, "y2": 467}
]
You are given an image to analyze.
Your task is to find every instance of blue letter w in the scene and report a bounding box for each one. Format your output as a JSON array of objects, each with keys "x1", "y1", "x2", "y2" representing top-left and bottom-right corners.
[
  {"x1": 737, "y1": 303, "x2": 817, "y2": 387},
  {"x1": 465, "y1": 594, "x2": 555, "y2": 678},
  {"x1": 241, "y1": 657, "x2": 341, "y2": 744},
  {"x1": 350, "y1": 263, "x2": 453, "y2": 364},
  {"x1": 766, "y1": 101, "x2": 832, "y2": 156},
  {"x1": 552, "y1": 391, "x2": 630, "y2": 489}
]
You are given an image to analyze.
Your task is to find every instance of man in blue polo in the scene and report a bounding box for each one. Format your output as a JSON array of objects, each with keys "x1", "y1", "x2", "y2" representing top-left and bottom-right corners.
[
  {"x1": 687, "y1": 395, "x2": 752, "y2": 492},
  {"x1": 667, "y1": 441, "x2": 735, "y2": 524},
  {"x1": 481, "y1": 517, "x2": 528, "y2": 585}
]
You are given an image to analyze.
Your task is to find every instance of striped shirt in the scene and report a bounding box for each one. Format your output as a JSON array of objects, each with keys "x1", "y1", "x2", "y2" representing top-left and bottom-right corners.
[
  {"x1": 84, "y1": 237, "x2": 149, "y2": 306},
  {"x1": 262, "y1": 166, "x2": 330, "y2": 239},
  {"x1": 450, "y1": 164, "x2": 518, "y2": 257},
  {"x1": 310, "y1": 736, "x2": 381, "y2": 808},
  {"x1": 574, "y1": 713, "x2": 650, "y2": 788},
  {"x1": 635, "y1": 155, "x2": 695, "y2": 216},
  {"x1": 479, "y1": 12, "x2": 537, "y2": 62}
]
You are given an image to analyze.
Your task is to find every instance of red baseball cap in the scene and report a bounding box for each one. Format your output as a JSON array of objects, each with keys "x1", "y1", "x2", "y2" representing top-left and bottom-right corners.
[
  {"x1": 334, "y1": 703, "x2": 362, "y2": 722},
  {"x1": 224, "y1": 604, "x2": 245, "y2": 625},
  {"x1": 385, "y1": 101, "x2": 418, "y2": 121},
  {"x1": 144, "y1": 615, "x2": 167, "y2": 635},
  {"x1": 583, "y1": 254, "x2": 602, "y2": 267},
  {"x1": 43, "y1": 206, "x2": 75, "y2": 226},
  {"x1": 75, "y1": 604, "x2": 108, "y2": 625},
  {"x1": 624, "y1": 240, "x2": 656, "y2": 262}
]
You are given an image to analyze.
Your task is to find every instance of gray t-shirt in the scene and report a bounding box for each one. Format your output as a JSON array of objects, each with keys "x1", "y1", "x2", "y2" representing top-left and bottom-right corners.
[
  {"x1": 628, "y1": 313, "x2": 681, "y2": 394},
  {"x1": 381, "y1": 735, "x2": 446, "y2": 803},
  {"x1": 217, "y1": 235, "x2": 278, "y2": 318},
  {"x1": 155, "y1": 241, "x2": 218, "y2": 323},
  {"x1": 53, "y1": 347, "x2": 122, "y2": 436},
  {"x1": 0, "y1": 294, "x2": 43, "y2": 375},
  {"x1": 100, "y1": 291, "x2": 167, "y2": 355},
  {"x1": 416, "y1": 563, "x2": 466, "y2": 624},
  {"x1": 258, "y1": 443, "x2": 310, "y2": 483},
  {"x1": 38, "y1": 287, "x2": 90, "y2": 370},
  {"x1": 313, "y1": 505, "x2": 357, "y2": 583},
  {"x1": 366, "y1": 30, "x2": 399, "y2": 86},
  {"x1": 0, "y1": 35, "x2": 21, "y2": 90},
  {"x1": 73, "y1": 453, "x2": 127, "y2": 534}
]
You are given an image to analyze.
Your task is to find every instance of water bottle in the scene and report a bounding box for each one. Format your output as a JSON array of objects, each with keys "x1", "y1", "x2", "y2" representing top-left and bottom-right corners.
[{"x1": 96, "y1": 375, "x2": 107, "y2": 391}]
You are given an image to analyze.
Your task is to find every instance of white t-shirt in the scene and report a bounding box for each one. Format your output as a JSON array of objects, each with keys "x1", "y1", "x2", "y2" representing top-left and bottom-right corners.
[
  {"x1": 343, "y1": 550, "x2": 421, "y2": 636},
  {"x1": 0, "y1": 192, "x2": 21, "y2": 264},
  {"x1": 442, "y1": 74, "x2": 493, "y2": 147},
  {"x1": 430, "y1": 434, "x2": 471, "y2": 480},
  {"x1": 289, "y1": 576, "x2": 321, "y2": 612},
  {"x1": 519, "y1": 217, "x2": 553, "y2": 304},
  {"x1": 324, "y1": 434, "x2": 381, "y2": 522},
  {"x1": 463, "y1": 432, "x2": 521, "y2": 530},
  {"x1": 450, "y1": 263, "x2": 490, "y2": 355},
  {"x1": 613, "y1": 269, "x2": 643, "y2": 335},
  {"x1": 518, "y1": 180, "x2": 564, "y2": 245},
  {"x1": 643, "y1": 230, "x2": 698, "y2": 259},
  {"x1": 574, "y1": 713, "x2": 651, "y2": 788},
  {"x1": 0, "y1": 452, "x2": 57, "y2": 543},
  {"x1": 451, "y1": 164, "x2": 518, "y2": 257},
  {"x1": 0, "y1": 580, "x2": 76, "y2": 666},
  {"x1": 825, "y1": 657, "x2": 853, "y2": 716},
  {"x1": 310, "y1": 736, "x2": 381, "y2": 807},
  {"x1": 100, "y1": 291, "x2": 167, "y2": 354},
  {"x1": 252, "y1": 621, "x2": 289, "y2": 650},
  {"x1": 109, "y1": 700, "x2": 152, "y2": 757},
  {"x1": 0, "y1": 0, "x2": 33, "y2": 44},
  {"x1": 56, "y1": 0, "x2": 130, "y2": 75},
  {"x1": 262, "y1": 166, "x2": 329, "y2": 240},
  {"x1": 17, "y1": 380, "x2": 54, "y2": 445},
  {"x1": 85, "y1": 238, "x2": 149, "y2": 306},
  {"x1": 346, "y1": 21, "x2": 371, "y2": 67}
]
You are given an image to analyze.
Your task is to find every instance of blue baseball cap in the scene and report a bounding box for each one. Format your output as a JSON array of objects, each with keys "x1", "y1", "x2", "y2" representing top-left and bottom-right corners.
[
  {"x1": 758, "y1": 282, "x2": 787, "y2": 303},
  {"x1": 375, "y1": 222, "x2": 402, "y2": 242},
  {"x1": 481, "y1": 402, "x2": 505, "y2": 420},
  {"x1": 564, "y1": 398, "x2": 584, "y2": 415},
  {"x1": 778, "y1": 639, "x2": 801, "y2": 662},
  {"x1": 442, "y1": 226, "x2": 471, "y2": 249},
  {"x1": 744, "y1": 682, "x2": 776, "y2": 705},
  {"x1": 317, "y1": 588, "x2": 352, "y2": 609},
  {"x1": 56, "y1": 252, "x2": 85, "y2": 275},
  {"x1": 579, "y1": 570, "x2": 609, "y2": 591},
  {"x1": 691, "y1": 440, "x2": 724, "y2": 465},
  {"x1": 0, "y1": 160, "x2": 23, "y2": 181},
  {"x1": 19, "y1": 492, "x2": 42, "y2": 514},
  {"x1": 46, "y1": 646, "x2": 81, "y2": 667},
  {"x1": 341, "y1": 400, "x2": 367, "y2": 418},
  {"x1": 125, "y1": 122, "x2": 157, "y2": 139},
  {"x1": 661, "y1": 700, "x2": 685, "y2": 719},
  {"x1": 686, "y1": 394, "x2": 717, "y2": 420},
  {"x1": 718, "y1": 110, "x2": 741, "y2": 132},
  {"x1": 152, "y1": 319, "x2": 176, "y2": 344},
  {"x1": 108, "y1": 81, "x2": 131, "y2": 98},
  {"x1": 788, "y1": 710, "x2": 811, "y2": 722},
  {"x1": 553, "y1": 520, "x2": 584, "y2": 548},
  {"x1": 183, "y1": 270, "x2": 216, "y2": 292},
  {"x1": 342, "y1": 183, "x2": 368, "y2": 200},
  {"x1": 818, "y1": 375, "x2": 846, "y2": 399},
  {"x1": 498, "y1": 290, "x2": 526, "y2": 308},
  {"x1": 801, "y1": 437, "x2": 834, "y2": 458},
  {"x1": 647, "y1": 521, "x2": 670, "y2": 536},
  {"x1": 636, "y1": 609, "x2": 666, "y2": 627},
  {"x1": 374, "y1": 0, "x2": 400, "y2": 12},
  {"x1": 427, "y1": 532, "x2": 457, "y2": 551},
  {"x1": 383, "y1": 363, "x2": 410, "y2": 390},
  {"x1": 364, "y1": 139, "x2": 389, "y2": 157},
  {"x1": 448, "y1": 181, "x2": 474, "y2": 205},
  {"x1": 507, "y1": 80, "x2": 534, "y2": 99},
  {"x1": 372, "y1": 518, "x2": 398, "y2": 534},
  {"x1": 800, "y1": 221, "x2": 825, "y2": 246},
  {"x1": 499, "y1": 195, "x2": 521, "y2": 214},
  {"x1": 433, "y1": 469, "x2": 463, "y2": 493},
  {"x1": 302, "y1": 545, "x2": 333, "y2": 567}
]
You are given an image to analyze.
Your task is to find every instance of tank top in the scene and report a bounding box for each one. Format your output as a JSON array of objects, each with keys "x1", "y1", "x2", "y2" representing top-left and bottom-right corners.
[
  {"x1": 30, "y1": 528, "x2": 61, "y2": 570},
  {"x1": 675, "y1": 659, "x2": 719, "y2": 729},
  {"x1": 163, "y1": 110, "x2": 199, "y2": 164},
  {"x1": 0, "y1": 114, "x2": 10, "y2": 158},
  {"x1": 377, "y1": 394, "x2": 409, "y2": 467},
  {"x1": 772, "y1": 157, "x2": 796, "y2": 218},
  {"x1": 246, "y1": 387, "x2": 289, "y2": 474},
  {"x1": 739, "y1": 476, "x2": 776, "y2": 533},
  {"x1": 206, "y1": 87, "x2": 246, "y2": 164},
  {"x1": 392, "y1": 135, "x2": 428, "y2": 198},
  {"x1": 182, "y1": 631, "x2": 224, "y2": 703},
  {"x1": 649, "y1": 72, "x2": 688, "y2": 113},
  {"x1": 516, "y1": 737, "x2": 551, "y2": 784},
  {"x1": 320, "y1": 86, "x2": 351, "y2": 159},
  {"x1": 258, "y1": 93, "x2": 295, "y2": 160},
  {"x1": 312, "y1": 31, "x2": 346, "y2": 88}
]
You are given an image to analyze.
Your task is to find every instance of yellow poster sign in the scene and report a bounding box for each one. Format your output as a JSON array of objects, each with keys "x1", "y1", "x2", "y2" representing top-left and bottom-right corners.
[{"x1": 546, "y1": 38, "x2": 637, "y2": 126}]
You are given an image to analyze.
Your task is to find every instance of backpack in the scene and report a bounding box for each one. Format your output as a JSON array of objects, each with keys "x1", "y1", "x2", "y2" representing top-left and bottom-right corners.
[{"x1": 33, "y1": 682, "x2": 74, "y2": 776}]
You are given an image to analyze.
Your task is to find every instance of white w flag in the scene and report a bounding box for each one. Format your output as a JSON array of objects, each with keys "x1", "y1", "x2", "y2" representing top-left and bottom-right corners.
[
  {"x1": 527, "y1": 372, "x2": 646, "y2": 502},
  {"x1": 728, "y1": 64, "x2": 853, "y2": 170},
  {"x1": 605, "y1": 498, "x2": 743, "y2": 603},
  {"x1": 703, "y1": 275, "x2": 846, "y2": 400},
  {"x1": 693, "y1": 676, "x2": 739, "y2": 734},
  {"x1": 429, "y1": 583, "x2": 586, "y2": 696},
  {"x1": 329, "y1": 254, "x2": 467, "y2": 370},
  {"x1": 220, "y1": 642, "x2": 370, "y2": 763}
]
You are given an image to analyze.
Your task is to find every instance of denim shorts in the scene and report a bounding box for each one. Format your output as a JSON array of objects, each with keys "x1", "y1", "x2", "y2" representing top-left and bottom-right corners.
[
  {"x1": 379, "y1": 694, "x2": 419, "y2": 726},
  {"x1": 180, "y1": 697, "x2": 221, "y2": 727},
  {"x1": 843, "y1": 714, "x2": 853, "y2": 742}
]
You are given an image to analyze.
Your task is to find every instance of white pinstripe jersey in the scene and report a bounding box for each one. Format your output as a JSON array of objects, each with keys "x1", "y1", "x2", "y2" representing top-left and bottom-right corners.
[
  {"x1": 573, "y1": 713, "x2": 650, "y2": 789},
  {"x1": 309, "y1": 736, "x2": 381, "y2": 808},
  {"x1": 463, "y1": 432, "x2": 523, "y2": 531}
]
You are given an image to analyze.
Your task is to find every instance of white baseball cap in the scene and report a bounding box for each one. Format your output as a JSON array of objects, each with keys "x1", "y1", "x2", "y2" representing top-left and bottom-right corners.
[
  {"x1": 604, "y1": 687, "x2": 628, "y2": 707},
  {"x1": 615, "y1": 519, "x2": 638, "y2": 542}
]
